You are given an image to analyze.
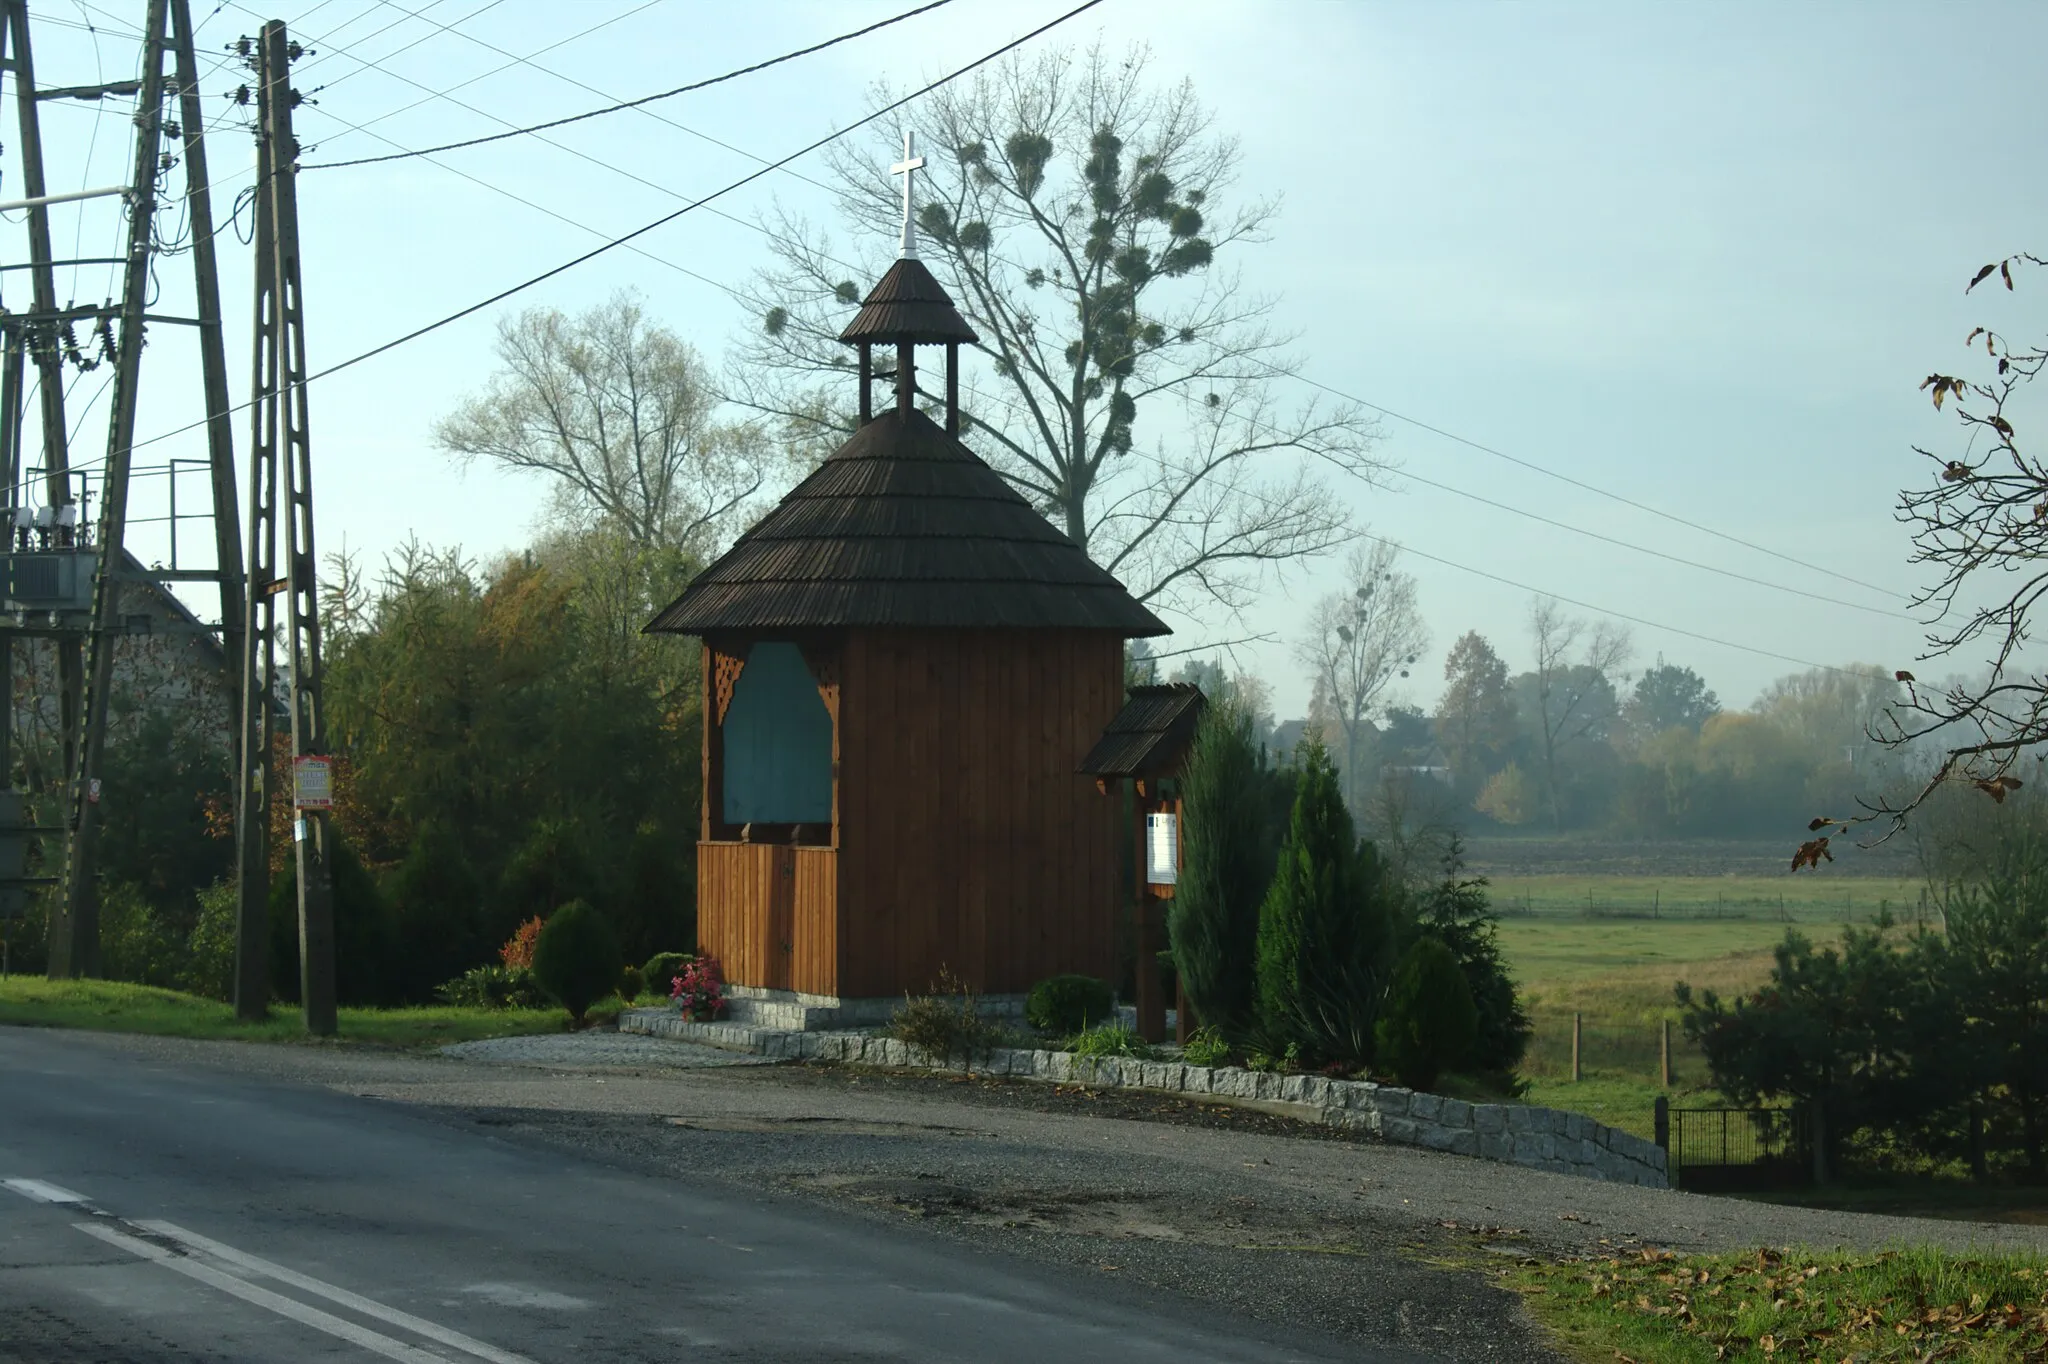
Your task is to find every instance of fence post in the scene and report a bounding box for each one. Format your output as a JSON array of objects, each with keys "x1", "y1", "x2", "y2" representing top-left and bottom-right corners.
[
  {"x1": 1660, "y1": 1018, "x2": 1672, "y2": 1088},
  {"x1": 1653, "y1": 1095, "x2": 1669, "y2": 1153},
  {"x1": 1571, "y1": 1011, "x2": 1582, "y2": 1082}
]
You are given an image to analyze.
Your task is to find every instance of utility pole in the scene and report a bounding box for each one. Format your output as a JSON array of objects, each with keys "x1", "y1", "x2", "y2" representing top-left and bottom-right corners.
[
  {"x1": 0, "y1": 0, "x2": 248, "y2": 978},
  {"x1": 55, "y1": 0, "x2": 173, "y2": 977},
  {"x1": 235, "y1": 19, "x2": 333, "y2": 1034}
]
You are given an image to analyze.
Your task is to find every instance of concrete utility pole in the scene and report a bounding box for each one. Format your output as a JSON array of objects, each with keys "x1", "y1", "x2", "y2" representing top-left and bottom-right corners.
[
  {"x1": 0, "y1": 0, "x2": 247, "y2": 976},
  {"x1": 234, "y1": 19, "x2": 334, "y2": 1034}
]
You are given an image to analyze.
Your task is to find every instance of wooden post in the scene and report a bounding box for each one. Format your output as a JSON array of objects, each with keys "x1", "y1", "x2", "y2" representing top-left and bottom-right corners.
[
  {"x1": 1660, "y1": 1018, "x2": 1672, "y2": 1088},
  {"x1": 1175, "y1": 976, "x2": 1194, "y2": 1046},
  {"x1": 1133, "y1": 895, "x2": 1165, "y2": 1044},
  {"x1": 1571, "y1": 1011, "x2": 1582, "y2": 1082}
]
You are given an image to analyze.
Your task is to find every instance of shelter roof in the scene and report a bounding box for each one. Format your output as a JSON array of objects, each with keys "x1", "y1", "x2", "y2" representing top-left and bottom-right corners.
[
  {"x1": 645, "y1": 408, "x2": 1169, "y2": 636},
  {"x1": 1078, "y1": 683, "x2": 1207, "y2": 778},
  {"x1": 837, "y1": 257, "x2": 979, "y2": 346}
]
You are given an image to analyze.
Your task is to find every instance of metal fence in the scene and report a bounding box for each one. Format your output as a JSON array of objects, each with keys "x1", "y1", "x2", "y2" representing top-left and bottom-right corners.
[{"x1": 1658, "y1": 1103, "x2": 1812, "y2": 1192}]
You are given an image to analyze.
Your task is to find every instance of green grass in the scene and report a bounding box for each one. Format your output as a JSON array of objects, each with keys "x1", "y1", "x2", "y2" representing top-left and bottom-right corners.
[
  {"x1": 0, "y1": 977, "x2": 584, "y2": 1049},
  {"x1": 1488, "y1": 883, "x2": 1866, "y2": 1142},
  {"x1": 1489, "y1": 871, "x2": 1929, "y2": 924},
  {"x1": 1504, "y1": 1244, "x2": 2048, "y2": 1363}
]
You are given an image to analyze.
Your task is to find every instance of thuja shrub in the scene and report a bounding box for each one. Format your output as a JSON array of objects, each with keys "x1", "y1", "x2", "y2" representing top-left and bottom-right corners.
[
  {"x1": 1025, "y1": 974, "x2": 1113, "y2": 1034},
  {"x1": 618, "y1": 964, "x2": 645, "y2": 1004},
  {"x1": 530, "y1": 900, "x2": 621, "y2": 1023},
  {"x1": 642, "y1": 951, "x2": 693, "y2": 996},
  {"x1": 1375, "y1": 936, "x2": 1478, "y2": 1092}
]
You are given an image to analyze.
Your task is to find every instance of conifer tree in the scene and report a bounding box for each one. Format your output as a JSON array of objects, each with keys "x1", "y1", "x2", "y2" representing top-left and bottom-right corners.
[
  {"x1": 1255, "y1": 734, "x2": 1396, "y2": 1063},
  {"x1": 1169, "y1": 698, "x2": 1266, "y2": 1039}
]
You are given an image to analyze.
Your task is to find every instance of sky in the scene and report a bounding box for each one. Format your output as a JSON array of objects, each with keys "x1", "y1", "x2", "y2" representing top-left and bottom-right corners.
[{"x1": 7, "y1": 0, "x2": 2045, "y2": 723}]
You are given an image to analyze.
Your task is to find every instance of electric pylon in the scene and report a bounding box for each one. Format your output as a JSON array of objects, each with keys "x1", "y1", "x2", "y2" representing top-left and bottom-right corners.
[
  {"x1": 0, "y1": 0, "x2": 245, "y2": 975},
  {"x1": 234, "y1": 19, "x2": 334, "y2": 1033}
]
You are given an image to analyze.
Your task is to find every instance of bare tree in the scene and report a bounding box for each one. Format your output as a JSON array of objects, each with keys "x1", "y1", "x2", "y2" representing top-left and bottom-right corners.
[
  {"x1": 1525, "y1": 596, "x2": 1632, "y2": 830},
  {"x1": 729, "y1": 42, "x2": 1385, "y2": 621},
  {"x1": 1838, "y1": 253, "x2": 2048, "y2": 840},
  {"x1": 1294, "y1": 541, "x2": 1427, "y2": 813},
  {"x1": 437, "y1": 291, "x2": 771, "y2": 552}
]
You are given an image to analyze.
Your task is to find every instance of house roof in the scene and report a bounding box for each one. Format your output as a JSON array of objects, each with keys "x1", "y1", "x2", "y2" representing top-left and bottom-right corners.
[
  {"x1": 645, "y1": 407, "x2": 1170, "y2": 636},
  {"x1": 1078, "y1": 683, "x2": 1207, "y2": 778},
  {"x1": 837, "y1": 257, "x2": 979, "y2": 347}
]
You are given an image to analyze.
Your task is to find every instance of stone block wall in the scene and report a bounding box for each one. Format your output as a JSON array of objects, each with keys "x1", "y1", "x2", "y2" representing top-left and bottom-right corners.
[{"x1": 618, "y1": 1009, "x2": 1669, "y2": 1188}]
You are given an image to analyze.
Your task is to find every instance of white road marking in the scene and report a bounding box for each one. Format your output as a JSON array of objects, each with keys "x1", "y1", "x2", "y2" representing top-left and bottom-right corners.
[
  {"x1": 3, "y1": 1178, "x2": 90, "y2": 1205},
  {"x1": 72, "y1": 1221, "x2": 456, "y2": 1364},
  {"x1": 139, "y1": 1221, "x2": 539, "y2": 1364}
]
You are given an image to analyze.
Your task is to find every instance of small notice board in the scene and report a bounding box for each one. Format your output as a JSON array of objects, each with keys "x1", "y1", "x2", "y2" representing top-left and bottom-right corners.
[
  {"x1": 1145, "y1": 811, "x2": 1178, "y2": 886},
  {"x1": 292, "y1": 755, "x2": 333, "y2": 810}
]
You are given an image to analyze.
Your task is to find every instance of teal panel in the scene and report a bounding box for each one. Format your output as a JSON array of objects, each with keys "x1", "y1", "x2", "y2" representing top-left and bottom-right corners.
[{"x1": 723, "y1": 642, "x2": 833, "y2": 824}]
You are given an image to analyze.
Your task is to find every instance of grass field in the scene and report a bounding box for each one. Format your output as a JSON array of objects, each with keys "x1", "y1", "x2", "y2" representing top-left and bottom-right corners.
[
  {"x1": 1488, "y1": 875, "x2": 1932, "y2": 1141},
  {"x1": 0, "y1": 977, "x2": 587, "y2": 1049}
]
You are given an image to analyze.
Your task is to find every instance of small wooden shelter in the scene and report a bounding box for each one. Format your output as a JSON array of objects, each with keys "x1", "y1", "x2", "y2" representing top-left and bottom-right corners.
[
  {"x1": 645, "y1": 156, "x2": 1168, "y2": 1018},
  {"x1": 1079, "y1": 683, "x2": 1207, "y2": 1042}
]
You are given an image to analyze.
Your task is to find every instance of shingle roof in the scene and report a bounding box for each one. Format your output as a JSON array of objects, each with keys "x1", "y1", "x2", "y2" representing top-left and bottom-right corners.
[
  {"x1": 1078, "y1": 684, "x2": 1207, "y2": 778},
  {"x1": 644, "y1": 408, "x2": 1170, "y2": 636},
  {"x1": 837, "y1": 257, "x2": 979, "y2": 346}
]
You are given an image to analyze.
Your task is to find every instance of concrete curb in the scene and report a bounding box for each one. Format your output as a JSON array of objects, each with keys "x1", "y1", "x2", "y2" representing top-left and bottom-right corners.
[{"x1": 618, "y1": 1008, "x2": 1669, "y2": 1189}]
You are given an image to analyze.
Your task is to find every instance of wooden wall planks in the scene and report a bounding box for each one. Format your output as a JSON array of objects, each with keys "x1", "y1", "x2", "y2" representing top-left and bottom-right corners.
[
  {"x1": 697, "y1": 628, "x2": 1123, "y2": 1003},
  {"x1": 836, "y1": 629, "x2": 1122, "y2": 998}
]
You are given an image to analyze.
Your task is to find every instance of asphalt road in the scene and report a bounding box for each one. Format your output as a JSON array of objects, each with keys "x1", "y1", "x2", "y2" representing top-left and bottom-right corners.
[{"x1": 0, "y1": 1026, "x2": 1417, "y2": 1364}]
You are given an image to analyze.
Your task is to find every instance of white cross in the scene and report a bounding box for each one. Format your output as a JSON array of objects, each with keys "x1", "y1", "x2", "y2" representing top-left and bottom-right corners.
[{"x1": 890, "y1": 129, "x2": 925, "y2": 260}]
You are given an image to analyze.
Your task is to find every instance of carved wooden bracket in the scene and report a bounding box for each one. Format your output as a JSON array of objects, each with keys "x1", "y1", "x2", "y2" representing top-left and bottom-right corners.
[{"x1": 712, "y1": 645, "x2": 750, "y2": 725}]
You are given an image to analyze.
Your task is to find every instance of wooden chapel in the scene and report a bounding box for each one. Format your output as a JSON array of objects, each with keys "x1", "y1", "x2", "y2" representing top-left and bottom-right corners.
[{"x1": 644, "y1": 136, "x2": 1169, "y2": 1014}]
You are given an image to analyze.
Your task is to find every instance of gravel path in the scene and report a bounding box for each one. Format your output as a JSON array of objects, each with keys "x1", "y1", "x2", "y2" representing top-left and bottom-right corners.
[
  {"x1": 35, "y1": 1027, "x2": 2048, "y2": 1363},
  {"x1": 440, "y1": 1031, "x2": 773, "y2": 1068}
]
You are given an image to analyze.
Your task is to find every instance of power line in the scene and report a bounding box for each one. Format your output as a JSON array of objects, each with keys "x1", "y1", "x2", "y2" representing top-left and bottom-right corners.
[
  {"x1": 122, "y1": 0, "x2": 1108, "y2": 462},
  {"x1": 1282, "y1": 367, "x2": 1908, "y2": 605},
  {"x1": 303, "y1": 0, "x2": 955, "y2": 171},
  {"x1": 1374, "y1": 531, "x2": 1864, "y2": 678},
  {"x1": 329, "y1": 5, "x2": 1910, "y2": 620}
]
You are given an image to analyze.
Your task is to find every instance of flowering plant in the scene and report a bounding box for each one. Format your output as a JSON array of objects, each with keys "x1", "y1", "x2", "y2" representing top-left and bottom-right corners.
[
  {"x1": 499, "y1": 916, "x2": 543, "y2": 970},
  {"x1": 671, "y1": 955, "x2": 726, "y2": 1020}
]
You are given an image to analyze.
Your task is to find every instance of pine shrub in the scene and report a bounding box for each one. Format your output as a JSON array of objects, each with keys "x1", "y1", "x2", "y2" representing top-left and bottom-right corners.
[
  {"x1": 1375, "y1": 936, "x2": 1479, "y2": 1092},
  {"x1": 1025, "y1": 974, "x2": 1113, "y2": 1034},
  {"x1": 1169, "y1": 697, "x2": 1268, "y2": 1041},
  {"x1": 530, "y1": 899, "x2": 622, "y2": 1023},
  {"x1": 642, "y1": 951, "x2": 693, "y2": 997},
  {"x1": 1254, "y1": 734, "x2": 1397, "y2": 1065}
]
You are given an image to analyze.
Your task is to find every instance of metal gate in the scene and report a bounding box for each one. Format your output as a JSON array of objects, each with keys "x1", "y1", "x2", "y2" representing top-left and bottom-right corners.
[{"x1": 1662, "y1": 1105, "x2": 1812, "y2": 1192}]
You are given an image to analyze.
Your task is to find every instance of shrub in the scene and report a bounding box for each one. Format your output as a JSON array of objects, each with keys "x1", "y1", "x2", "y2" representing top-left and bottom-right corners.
[
  {"x1": 1067, "y1": 1022, "x2": 1154, "y2": 1061},
  {"x1": 100, "y1": 879, "x2": 188, "y2": 988},
  {"x1": 1181, "y1": 1024, "x2": 1230, "y2": 1067},
  {"x1": 618, "y1": 964, "x2": 644, "y2": 1004},
  {"x1": 1025, "y1": 974, "x2": 1113, "y2": 1034},
  {"x1": 891, "y1": 969, "x2": 1001, "y2": 1063},
  {"x1": 1170, "y1": 696, "x2": 1271, "y2": 1041},
  {"x1": 1255, "y1": 734, "x2": 1397, "y2": 1065},
  {"x1": 181, "y1": 879, "x2": 238, "y2": 1001},
  {"x1": 500, "y1": 917, "x2": 543, "y2": 971},
  {"x1": 530, "y1": 900, "x2": 622, "y2": 1022},
  {"x1": 670, "y1": 955, "x2": 725, "y2": 1020},
  {"x1": 642, "y1": 951, "x2": 693, "y2": 996},
  {"x1": 1375, "y1": 936, "x2": 1478, "y2": 1092},
  {"x1": 435, "y1": 964, "x2": 549, "y2": 1010},
  {"x1": 617, "y1": 820, "x2": 693, "y2": 964}
]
